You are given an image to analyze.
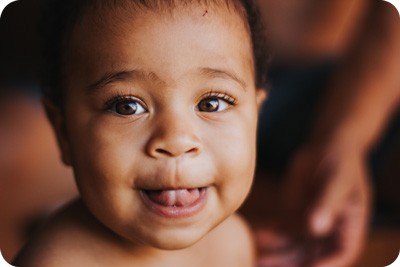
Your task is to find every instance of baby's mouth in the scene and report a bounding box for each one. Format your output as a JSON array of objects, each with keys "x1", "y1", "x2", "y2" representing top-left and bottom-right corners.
[
  {"x1": 140, "y1": 187, "x2": 208, "y2": 218},
  {"x1": 143, "y1": 188, "x2": 206, "y2": 207}
]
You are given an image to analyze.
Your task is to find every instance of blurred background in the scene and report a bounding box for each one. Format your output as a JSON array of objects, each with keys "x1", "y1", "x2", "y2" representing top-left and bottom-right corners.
[
  {"x1": 1, "y1": 0, "x2": 399, "y2": 266},
  {"x1": 0, "y1": 0, "x2": 78, "y2": 262}
]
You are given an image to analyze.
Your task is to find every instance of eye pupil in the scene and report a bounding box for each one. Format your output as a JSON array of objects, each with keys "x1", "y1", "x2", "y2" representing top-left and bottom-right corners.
[
  {"x1": 116, "y1": 101, "x2": 137, "y2": 115},
  {"x1": 199, "y1": 98, "x2": 219, "y2": 112}
]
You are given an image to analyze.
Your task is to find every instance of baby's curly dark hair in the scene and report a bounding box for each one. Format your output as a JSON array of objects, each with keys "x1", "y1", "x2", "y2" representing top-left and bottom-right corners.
[{"x1": 39, "y1": 0, "x2": 270, "y2": 106}]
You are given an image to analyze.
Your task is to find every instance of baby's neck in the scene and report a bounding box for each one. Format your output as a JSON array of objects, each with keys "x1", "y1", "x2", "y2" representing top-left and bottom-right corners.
[
  {"x1": 15, "y1": 198, "x2": 252, "y2": 267},
  {"x1": 62, "y1": 199, "x2": 210, "y2": 266}
]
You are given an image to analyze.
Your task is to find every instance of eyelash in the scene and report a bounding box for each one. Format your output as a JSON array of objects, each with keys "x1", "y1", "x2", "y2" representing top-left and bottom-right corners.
[
  {"x1": 200, "y1": 90, "x2": 237, "y2": 106},
  {"x1": 104, "y1": 94, "x2": 146, "y2": 110},
  {"x1": 102, "y1": 90, "x2": 238, "y2": 112}
]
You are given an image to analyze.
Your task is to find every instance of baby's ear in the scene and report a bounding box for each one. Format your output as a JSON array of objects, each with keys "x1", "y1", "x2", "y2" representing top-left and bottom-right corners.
[
  {"x1": 42, "y1": 98, "x2": 72, "y2": 166},
  {"x1": 256, "y1": 88, "x2": 267, "y2": 112}
]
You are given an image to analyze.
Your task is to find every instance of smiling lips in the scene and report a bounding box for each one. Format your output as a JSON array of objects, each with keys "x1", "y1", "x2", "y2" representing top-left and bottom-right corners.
[{"x1": 141, "y1": 188, "x2": 208, "y2": 218}]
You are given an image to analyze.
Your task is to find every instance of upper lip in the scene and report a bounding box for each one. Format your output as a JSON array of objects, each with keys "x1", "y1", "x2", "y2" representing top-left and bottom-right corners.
[
  {"x1": 133, "y1": 161, "x2": 214, "y2": 191},
  {"x1": 139, "y1": 186, "x2": 207, "y2": 191},
  {"x1": 134, "y1": 172, "x2": 213, "y2": 191}
]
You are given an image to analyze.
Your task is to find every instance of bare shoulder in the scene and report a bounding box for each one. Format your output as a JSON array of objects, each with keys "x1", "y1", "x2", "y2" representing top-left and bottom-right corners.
[
  {"x1": 14, "y1": 199, "x2": 119, "y2": 267},
  {"x1": 195, "y1": 213, "x2": 255, "y2": 267}
]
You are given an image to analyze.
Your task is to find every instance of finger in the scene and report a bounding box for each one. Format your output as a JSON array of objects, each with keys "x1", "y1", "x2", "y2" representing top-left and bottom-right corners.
[
  {"x1": 309, "y1": 158, "x2": 361, "y2": 236},
  {"x1": 309, "y1": 185, "x2": 348, "y2": 237},
  {"x1": 313, "y1": 177, "x2": 371, "y2": 267},
  {"x1": 312, "y1": 208, "x2": 365, "y2": 267}
]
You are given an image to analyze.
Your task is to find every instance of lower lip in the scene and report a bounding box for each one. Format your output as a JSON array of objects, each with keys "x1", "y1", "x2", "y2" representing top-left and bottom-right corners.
[{"x1": 140, "y1": 188, "x2": 208, "y2": 218}]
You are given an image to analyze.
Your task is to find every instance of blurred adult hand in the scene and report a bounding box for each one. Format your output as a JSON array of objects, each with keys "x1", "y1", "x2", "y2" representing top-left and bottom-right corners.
[
  {"x1": 256, "y1": 1, "x2": 399, "y2": 266},
  {"x1": 282, "y1": 135, "x2": 372, "y2": 267}
]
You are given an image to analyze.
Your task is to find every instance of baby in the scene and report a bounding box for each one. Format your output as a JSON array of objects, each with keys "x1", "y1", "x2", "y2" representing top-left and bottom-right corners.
[{"x1": 15, "y1": 0, "x2": 268, "y2": 266}]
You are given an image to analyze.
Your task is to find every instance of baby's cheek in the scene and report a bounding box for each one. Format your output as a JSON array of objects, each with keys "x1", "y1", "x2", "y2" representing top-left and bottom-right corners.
[{"x1": 214, "y1": 131, "x2": 255, "y2": 202}]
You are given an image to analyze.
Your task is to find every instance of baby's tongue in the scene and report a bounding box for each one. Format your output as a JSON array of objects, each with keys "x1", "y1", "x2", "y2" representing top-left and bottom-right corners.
[{"x1": 146, "y1": 189, "x2": 200, "y2": 207}]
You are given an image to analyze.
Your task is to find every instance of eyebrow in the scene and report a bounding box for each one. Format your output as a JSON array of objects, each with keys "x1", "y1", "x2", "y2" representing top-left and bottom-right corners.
[
  {"x1": 86, "y1": 67, "x2": 247, "y2": 93},
  {"x1": 199, "y1": 67, "x2": 247, "y2": 90},
  {"x1": 86, "y1": 70, "x2": 161, "y2": 93}
]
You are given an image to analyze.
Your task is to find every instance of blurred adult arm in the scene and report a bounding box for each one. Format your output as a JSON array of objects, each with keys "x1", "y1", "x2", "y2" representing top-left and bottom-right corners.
[{"x1": 284, "y1": 1, "x2": 400, "y2": 267}]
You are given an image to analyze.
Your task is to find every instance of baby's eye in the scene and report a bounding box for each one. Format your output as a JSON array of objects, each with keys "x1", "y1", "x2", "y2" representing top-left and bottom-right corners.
[
  {"x1": 108, "y1": 98, "x2": 147, "y2": 115},
  {"x1": 197, "y1": 97, "x2": 230, "y2": 112}
]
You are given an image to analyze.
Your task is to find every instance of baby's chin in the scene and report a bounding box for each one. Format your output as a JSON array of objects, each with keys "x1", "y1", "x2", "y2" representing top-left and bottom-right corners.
[
  {"x1": 137, "y1": 226, "x2": 212, "y2": 251},
  {"x1": 149, "y1": 238, "x2": 200, "y2": 251}
]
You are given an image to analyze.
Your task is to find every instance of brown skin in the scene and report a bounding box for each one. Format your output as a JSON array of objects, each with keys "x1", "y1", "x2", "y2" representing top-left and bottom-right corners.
[
  {"x1": 15, "y1": 4, "x2": 265, "y2": 267},
  {"x1": 257, "y1": 1, "x2": 400, "y2": 267},
  {"x1": 15, "y1": 200, "x2": 255, "y2": 267},
  {"x1": 297, "y1": 3, "x2": 400, "y2": 267},
  {"x1": 257, "y1": 0, "x2": 368, "y2": 61}
]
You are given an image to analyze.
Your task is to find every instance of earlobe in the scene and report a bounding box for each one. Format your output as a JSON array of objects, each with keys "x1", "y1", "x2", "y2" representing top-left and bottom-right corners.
[
  {"x1": 256, "y1": 88, "x2": 267, "y2": 112},
  {"x1": 42, "y1": 98, "x2": 72, "y2": 166}
]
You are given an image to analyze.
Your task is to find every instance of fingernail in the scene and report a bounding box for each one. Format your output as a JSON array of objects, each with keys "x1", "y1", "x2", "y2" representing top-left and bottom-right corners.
[{"x1": 312, "y1": 212, "x2": 332, "y2": 235}]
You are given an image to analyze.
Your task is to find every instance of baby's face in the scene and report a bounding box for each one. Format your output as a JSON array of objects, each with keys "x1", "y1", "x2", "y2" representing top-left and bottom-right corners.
[{"x1": 58, "y1": 4, "x2": 264, "y2": 250}]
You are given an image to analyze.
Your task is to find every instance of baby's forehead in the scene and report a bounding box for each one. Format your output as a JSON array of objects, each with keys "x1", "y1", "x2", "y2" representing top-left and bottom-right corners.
[
  {"x1": 62, "y1": 0, "x2": 256, "y2": 90},
  {"x1": 69, "y1": 0, "x2": 252, "y2": 51},
  {"x1": 76, "y1": 0, "x2": 249, "y2": 29},
  {"x1": 68, "y1": 0, "x2": 253, "y2": 60},
  {"x1": 85, "y1": 0, "x2": 247, "y2": 13}
]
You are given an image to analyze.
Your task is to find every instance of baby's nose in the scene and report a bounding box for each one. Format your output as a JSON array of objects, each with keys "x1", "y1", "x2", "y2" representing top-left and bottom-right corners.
[{"x1": 145, "y1": 114, "x2": 202, "y2": 158}]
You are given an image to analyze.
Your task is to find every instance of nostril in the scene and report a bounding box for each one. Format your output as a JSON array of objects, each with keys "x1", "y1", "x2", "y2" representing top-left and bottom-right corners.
[
  {"x1": 155, "y1": 148, "x2": 173, "y2": 156},
  {"x1": 186, "y1": 147, "x2": 198, "y2": 154},
  {"x1": 154, "y1": 147, "x2": 199, "y2": 157}
]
